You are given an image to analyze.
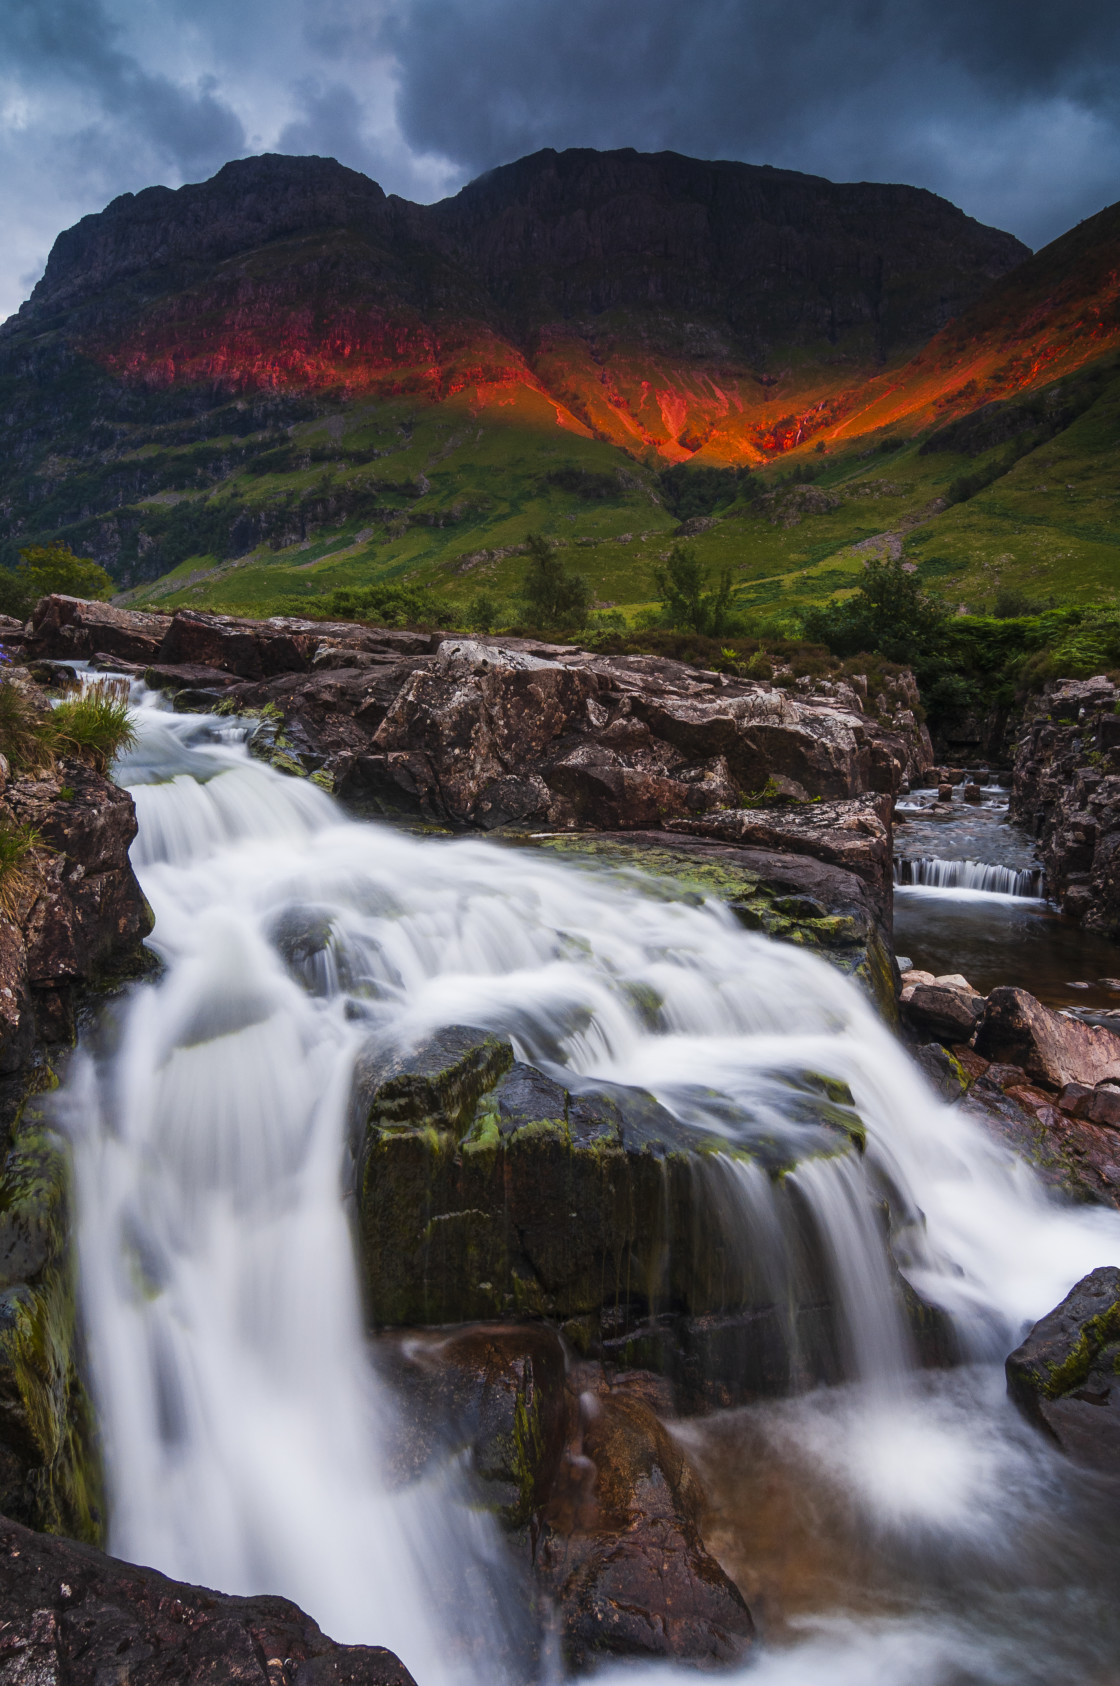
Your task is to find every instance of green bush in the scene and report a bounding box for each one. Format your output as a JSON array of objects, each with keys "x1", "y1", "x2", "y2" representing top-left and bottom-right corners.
[
  {"x1": 650, "y1": 544, "x2": 736, "y2": 637},
  {"x1": 273, "y1": 581, "x2": 445, "y2": 628},
  {"x1": 52, "y1": 683, "x2": 137, "y2": 773},
  {"x1": 0, "y1": 543, "x2": 114, "y2": 621},
  {"x1": 800, "y1": 556, "x2": 950, "y2": 667}
]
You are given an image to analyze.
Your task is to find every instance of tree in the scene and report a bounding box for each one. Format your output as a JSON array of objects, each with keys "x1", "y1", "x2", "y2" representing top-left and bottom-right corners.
[
  {"x1": 520, "y1": 533, "x2": 592, "y2": 632},
  {"x1": 651, "y1": 544, "x2": 735, "y2": 637},
  {"x1": 800, "y1": 555, "x2": 949, "y2": 666},
  {"x1": 0, "y1": 543, "x2": 114, "y2": 620}
]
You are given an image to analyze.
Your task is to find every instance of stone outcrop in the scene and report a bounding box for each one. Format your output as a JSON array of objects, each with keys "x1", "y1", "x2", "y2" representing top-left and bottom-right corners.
[
  {"x1": 378, "y1": 1324, "x2": 754, "y2": 1670},
  {"x1": 1010, "y1": 676, "x2": 1120, "y2": 933},
  {"x1": 26, "y1": 600, "x2": 931, "y2": 838},
  {"x1": 351, "y1": 1024, "x2": 907, "y2": 1407},
  {"x1": 0, "y1": 1511, "x2": 416, "y2": 1686},
  {"x1": 1006, "y1": 1266, "x2": 1120, "y2": 1471}
]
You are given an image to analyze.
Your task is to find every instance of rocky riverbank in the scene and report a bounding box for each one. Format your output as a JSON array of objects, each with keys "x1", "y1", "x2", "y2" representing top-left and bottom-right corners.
[{"x1": 1009, "y1": 675, "x2": 1120, "y2": 934}]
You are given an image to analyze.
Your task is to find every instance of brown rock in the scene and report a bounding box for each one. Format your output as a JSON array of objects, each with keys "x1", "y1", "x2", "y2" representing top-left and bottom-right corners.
[
  {"x1": 975, "y1": 987, "x2": 1120, "y2": 1089},
  {"x1": 1058, "y1": 1081, "x2": 1120, "y2": 1128},
  {"x1": 29, "y1": 595, "x2": 169, "y2": 664},
  {"x1": 0, "y1": 1512, "x2": 416, "y2": 1686},
  {"x1": 904, "y1": 983, "x2": 985, "y2": 1043},
  {"x1": 538, "y1": 1385, "x2": 754, "y2": 1669}
]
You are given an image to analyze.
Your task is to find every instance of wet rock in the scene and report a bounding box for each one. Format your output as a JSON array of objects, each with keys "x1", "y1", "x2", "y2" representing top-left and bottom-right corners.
[
  {"x1": 903, "y1": 983, "x2": 985, "y2": 1044},
  {"x1": 0, "y1": 1511, "x2": 416, "y2": 1686},
  {"x1": 537, "y1": 1383, "x2": 754, "y2": 1669},
  {"x1": 522, "y1": 830, "x2": 899, "y2": 1019},
  {"x1": 914, "y1": 1042, "x2": 972, "y2": 1099},
  {"x1": 353, "y1": 1026, "x2": 866, "y2": 1400},
  {"x1": 1006, "y1": 1265, "x2": 1120, "y2": 1471},
  {"x1": 966, "y1": 1074, "x2": 1120, "y2": 1209},
  {"x1": 665, "y1": 793, "x2": 895, "y2": 926},
  {"x1": 975, "y1": 987, "x2": 1120, "y2": 1089},
  {"x1": 1058, "y1": 1082, "x2": 1120, "y2": 1128}
]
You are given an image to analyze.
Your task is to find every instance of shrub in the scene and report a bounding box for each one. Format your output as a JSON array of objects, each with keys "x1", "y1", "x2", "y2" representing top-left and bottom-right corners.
[
  {"x1": 0, "y1": 543, "x2": 114, "y2": 620},
  {"x1": 520, "y1": 533, "x2": 592, "y2": 632},
  {"x1": 650, "y1": 544, "x2": 736, "y2": 637},
  {"x1": 272, "y1": 581, "x2": 444, "y2": 627},
  {"x1": 464, "y1": 591, "x2": 503, "y2": 633},
  {"x1": 52, "y1": 682, "x2": 137, "y2": 773},
  {"x1": 0, "y1": 814, "x2": 39, "y2": 916},
  {"x1": 0, "y1": 678, "x2": 58, "y2": 774},
  {"x1": 800, "y1": 556, "x2": 949, "y2": 667}
]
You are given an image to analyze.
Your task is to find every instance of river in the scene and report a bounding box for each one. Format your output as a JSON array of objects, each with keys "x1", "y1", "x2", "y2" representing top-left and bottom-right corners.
[{"x1": 48, "y1": 686, "x2": 1120, "y2": 1684}]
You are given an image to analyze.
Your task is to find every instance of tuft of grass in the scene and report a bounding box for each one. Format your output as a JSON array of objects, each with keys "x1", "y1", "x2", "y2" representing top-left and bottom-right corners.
[
  {"x1": 52, "y1": 682, "x2": 136, "y2": 773},
  {"x1": 0, "y1": 678, "x2": 58, "y2": 774},
  {"x1": 0, "y1": 813, "x2": 40, "y2": 916}
]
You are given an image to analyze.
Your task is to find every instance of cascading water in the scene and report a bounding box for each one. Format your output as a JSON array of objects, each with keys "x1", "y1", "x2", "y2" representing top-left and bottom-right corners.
[
  {"x1": 53, "y1": 686, "x2": 1120, "y2": 1683},
  {"x1": 893, "y1": 856, "x2": 1042, "y2": 897}
]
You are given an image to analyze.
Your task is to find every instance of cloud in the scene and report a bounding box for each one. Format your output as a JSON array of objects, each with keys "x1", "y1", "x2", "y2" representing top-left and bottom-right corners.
[{"x1": 3, "y1": 0, "x2": 1120, "y2": 324}]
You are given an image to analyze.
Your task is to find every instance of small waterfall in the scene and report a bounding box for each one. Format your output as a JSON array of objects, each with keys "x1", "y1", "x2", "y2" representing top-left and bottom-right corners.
[
  {"x1": 51, "y1": 682, "x2": 1120, "y2": 1681},
  {"x1": 894, "y1": 855, "x2": 1042, "y2": 897}
]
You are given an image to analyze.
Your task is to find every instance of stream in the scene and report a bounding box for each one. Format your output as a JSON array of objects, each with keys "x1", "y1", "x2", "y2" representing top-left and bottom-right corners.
[{"x1": 49, "y1": 688, "x2": 1120, "y2": 1684}]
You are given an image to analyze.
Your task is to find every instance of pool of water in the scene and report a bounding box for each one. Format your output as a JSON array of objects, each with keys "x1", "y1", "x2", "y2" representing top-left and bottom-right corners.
[{"x1": 894, "y1": 785, "x2": 1120, "y2": 1016}]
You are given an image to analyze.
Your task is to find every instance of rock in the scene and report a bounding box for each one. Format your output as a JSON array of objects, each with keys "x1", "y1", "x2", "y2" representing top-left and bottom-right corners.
[
  {"x1": 536, "y1": 1382, "x2": 754, "y2": 1669},
  {"x1": 353, "y1": 1025, "x2": 868, "y2": 1401},
  {"x1": 1010, "y1": 678, "x2": 1120, "y2": 936},
  {"x1": 1, "y1": 760, "x2": 154, "y2": 1072},
  {"x1": 378, "y1": 1327, "x2": 753, "y2": 1670},
  {"x1": 904, "y1": 984, "x2": 984, "y2": 1043},
  {"x1": 975, "y1": 987, "x2": 1120, "y2": 1089},
  {"x1": 914, "y1": 1042, "x2": 972, "y2": 1099},
  {"x1": 967, "y1": 1075, "x2": 1120, "y2": 1208},
  {"x1": 28, "y1": 596, "x2": 170, "y2": 664},
  {"x1": 1057, "y1": 1082, "x2": 1120, "y2": 1129},
  {"x1": 937, "y1": 783, "x2": 953, "y2": 801},
  {"x1": 963, "y1": 783, "x2": 984, "y2": 803},
  {"x1": 523, "y1": 830, "x2": 899, "y2": 1019},
  {"x1": 664, "y1": 793, "x2": 895, "y2": 926},
  {"x1": 1006, "y1": 1266, "x2": 1120, "y2": 1470},
  {"x1": 0, "y1": 1510, "x2": 416, "y2": 1686}
]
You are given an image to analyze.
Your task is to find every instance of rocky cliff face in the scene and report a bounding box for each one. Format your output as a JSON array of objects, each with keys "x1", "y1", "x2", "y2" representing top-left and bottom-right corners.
[{"x1": 1009, "y1": 676, "x2": 1120, "y2": 934}]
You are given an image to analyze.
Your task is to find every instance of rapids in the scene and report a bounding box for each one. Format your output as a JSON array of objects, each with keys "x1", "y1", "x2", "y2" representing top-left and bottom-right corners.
[{"x1": 52, "y1": 685, "x2": 1120, "y2": 1684}]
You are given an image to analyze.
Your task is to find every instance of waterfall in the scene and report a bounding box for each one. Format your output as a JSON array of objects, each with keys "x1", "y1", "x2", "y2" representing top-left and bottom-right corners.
[
  {"x1": 894, "y1": 856, "x2": 1043, "y2": 897},
  {"x1": 53, "y1": 685, "x2": 1120, "y2": 1682}
]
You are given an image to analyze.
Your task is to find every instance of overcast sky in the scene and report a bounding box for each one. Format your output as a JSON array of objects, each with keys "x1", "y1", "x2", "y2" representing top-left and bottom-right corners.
[{"x1": 3, "y1": 0, "x2": 1119, "y2": 322}]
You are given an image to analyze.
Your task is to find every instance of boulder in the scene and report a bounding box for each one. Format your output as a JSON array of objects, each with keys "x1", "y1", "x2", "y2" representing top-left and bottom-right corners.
[
  {"x1": 0, "y1": 1511, "x2": 416, "y2": 1686},
  {"x1": 537, "y1": 1380, "x2": 754, "y2": 1669},
  {"x1": 353, "y1": 1025, "x2": 892, "y2": 1405},
  {"x1": 975, "y1": 987, "x2": 1120, "y2": 1090},
  {"x1": 1006, "y1": 1266, "x2": 1120, "y2": 1471},
  {"x1": 903, "y1": 983, "x2": 985, "y2": 1044},
  {"x1": 378, "y1": 1327, "x2": 753, "y2": 1670}
]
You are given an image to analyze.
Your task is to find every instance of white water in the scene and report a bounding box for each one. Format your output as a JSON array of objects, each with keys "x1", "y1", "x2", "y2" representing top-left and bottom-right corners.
[
  {"x1": 894, "y1": 855, "x2": 1043, "y2": 897},
  {"x1": 55, "y1": 687, "x2": 1120, "y2": 1683}
]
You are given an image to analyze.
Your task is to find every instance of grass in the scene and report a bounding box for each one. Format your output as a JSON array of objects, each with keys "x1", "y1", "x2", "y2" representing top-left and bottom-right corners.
[
  {"x1": 0, "y1": 814, "x2": 39, "y2": 916},
  {"x1": 0, "y1": 679, "x2": 58, "y2": 774},
  {"x1": 52, "y1": 684, "x2": 137, "y2": 774}
]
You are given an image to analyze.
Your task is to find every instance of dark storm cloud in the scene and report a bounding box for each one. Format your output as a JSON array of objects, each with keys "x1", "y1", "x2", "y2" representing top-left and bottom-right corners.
[
  {"x1": 3, "y1": 0, "x2": 1120, "y2": 322},
  {"x1": 370, "y1": 0, "x2": 1120, "y2": 247}
]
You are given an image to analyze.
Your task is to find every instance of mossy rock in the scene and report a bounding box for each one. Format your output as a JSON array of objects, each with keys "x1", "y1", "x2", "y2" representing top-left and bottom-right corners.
[
  {"x1": 516, "y1": 834, "x2": 899, "y2": 1023},
  {"x1": 354, "y1": 1025, "x2": 866, "y2": 1402},
  {"x1": 0, "y1": 1096, "x2": 104, "y2": 1542},
  {"x1": 1006, "y1": 1265, "x2": 1120, "y2": 1471}
]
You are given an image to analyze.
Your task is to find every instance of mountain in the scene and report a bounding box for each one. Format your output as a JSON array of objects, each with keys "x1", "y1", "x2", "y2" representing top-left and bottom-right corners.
[{"x1": 1, "y1": 147, "x2": 1115, "y2": 621}]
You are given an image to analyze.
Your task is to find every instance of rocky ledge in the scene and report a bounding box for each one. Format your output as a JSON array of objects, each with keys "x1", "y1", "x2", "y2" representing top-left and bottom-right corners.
[
  {"x1": 0, "y1": 1512, "x2": 415, "y2": 1686},
  {"x1": 1006, "y1": 1265, "x2": 1120, "y2": 1474},
  {"x1": 25, "y1": 597, "x2": 932, "y2": 828},
  {"x1": 1009, "y1": 675, "x2": 1120, "y2": 933},
  {"x1": 900, "y1": 972, "x2": 1120, "y2": 1208}
]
